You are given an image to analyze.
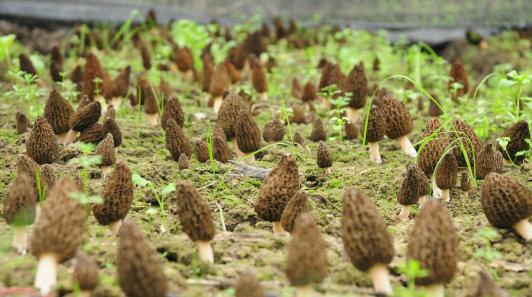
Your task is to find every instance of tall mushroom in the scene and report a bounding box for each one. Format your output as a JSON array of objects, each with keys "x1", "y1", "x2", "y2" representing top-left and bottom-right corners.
[
  {"x1": 26, "y1": 117, "x2": 60, "y2": 164},
  {"x1": 316, "y1": 141, "x2": 333, "y2": 174},
  {"x1": 362, "y1": 105, "x2": 386, "y2": 164},
  {"x1": 64, "y1": 101, "x2": 102, "y2": 145},
  {"x1": 138, "y1": 78, "x2": 159, "y2": 126},
  {"x1": 249, "y1": 55, "x2": 268, "y2": 101},
  {"x1": 209, "y1": 63, "x2": 230, "y2": 112},
  {"x1": 280, "y1": 191, "x2": 309, "y2": 234},
  {"x1": 108, "y1": 65, "x2": 130, "y2": 109},
  {"x1": 397, "y1": 163, "x2": 430, "y2": 220},
  {"x1": 44, "y1": 88, "x2": 74, "y2": 143},
  {"x1": 344, "y1": 63, "x2": 368, "y2": 125},
  {"x1": 235, "y1": 110, "x2": 262, "y2": 157},
  {"x1": 174, "y1": 181, "x2": 217, "y2": 262},
  {"x1": 480, "y1": 173, "x2": 531, "y2": 241},
  {"x1": 417, "y1": 136, "x2": 450, "y2": 199},
  {"x1": 165, "y1": 118, "x2": 192, "y2": 160},
  {"x1": 102, "y1": 117, "x2": 122, "y2": 147},
  {"x1": 309, "y1": 117, "x2": 326, "y2": 142},
  {"x1": 435, "y1": 151, "x2": 458, "y2": 202},
  {"x1": 341, "y1": 188, "x2": 395, "y2": 295},
  {"x1": 161, "y1": 96, "x2": 185, "y2": 130},
  {"x1": 217, "y1": 92, "x2": 247, "y2": 148},
  {"x1": 451, "y1": 119, "x2": 482, "y2": 167},
  {"x1": 377, "y1": 94, "x2": 417, "y2": 157}
]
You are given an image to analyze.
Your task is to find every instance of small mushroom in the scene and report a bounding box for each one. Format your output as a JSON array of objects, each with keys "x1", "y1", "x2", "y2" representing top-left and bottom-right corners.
[
  {"x1": 480, "y1": 173, "x2": 531, "y2": 241},
  {"x1": 316, "y1": 141, "x2": 333, "y2": 174},
  {"x1": 104, "y1": 104, "x2": 116, "y2": 120},
  {"x1": 117, "y1": 220, "x2": 168, "y2": 297},
  {"x1": 428, "y1": 94, "x2": 443, "y2": 117},
  {"x1": 26, "y1": 117, "x2": 60, "y2": 164},
  {"x1": 95, "y1": 133, "x2": 115, "y2": 174},
  {"x1": 301, "y1": 81, "x2": 317, "y2": 111},
  {"x1": 293, "y1": 131, "x2": 304, "y2": 146},
  {"x1": 93, "y1": 161, "x2": 133, "y2": 235},
  {"x1": 286, "y1": 213, "x2": 328, "y2": 297},
  {"x1": 417, "y1": 137, "x2": 450, "y2": 199},
  {"x1": 263, "y1": 119, "x2": 285, "y2": 142},
  {"x1": 161, "y1": 96, "x2": 185, "y2": 130},
  {"x1": 139, "y1": 39, "x2": 151, "y2": 70},
  {"x1": 44, "y1": 88, "x2": 74, "y2": 143},
  {"x1": 195, "y1": 139, "x2": 210, "y2": 163},
  {"x1": 344, "y1": 121, "x2": 357, "y2": 141},
  {"x1": 102, "y1": 117, "x2": 122, "y2": 147},
  {"x1": 217, "y1": 92, "x2": 247, "y2": 143},
  {"x1": 50, "y1": 46, "x2": 63, "y2": 82},
  {"x1": 235, "y1": 271, "x2": 266, "y2": 297},
  {"x1": 435, "y1": 151, "x2": 458, "y2": 202},
  {"x1": 235, "y1": 110, "x2": 261, "y2": 157},
  {"x1": 165, "y1": 118, "x2": 192, "y2": 160},
  {"x1": 15, "y1": 111, "x2": 30, "y2": 134},
  {"x1": 377, "y1": 94, "x2": 417, "y2": 157},
  {"x1": 249, "y1": 55, "x2": 268, "y2": 101},
  {"x1": 255, "y1": 154, "x2": 300, "y2": 235},
  {"x1": 174, "y1": 181, "x2": 217, "y2": 263},
  {"x1": 464, "y1": 270, "x2": 508, "y2": 297},
  {"x1": 292, "y1": 77, "x2": 302, "y2": 99},
  {"x1": 344, "y1": 63, "x2": 368, "y2": 125},
  {"x1": 407, "y1": 200, "x2": 458, "y2": 297},
  {"x1": 451, "y1": 119, "x2": 482, "y2": 167},
  {"x1": 497, "y1": 120, "x2": 530, "y2": 164},
  {"x1": 397, "y1": 163, "x2": 430, "y2": 220},
  {"x1": 213, "y1": 136, "x2": 231, "y2": 163},
  {"x1": 290, "y1": 103, "x2": 306, "y2": 124},
  {"x1": 448, "y1": 60, "x2": 469, "y2": 100},
  {"x1": 138, "y1": 78, "x2": 159, "y2": 126},
  {"x1": 209, "y1": 63, "x2": 230, "y2": 112},
  {"x1": 476, "y1": 142, "x2": 503, "y2": 179},
  {"x1": 64, "y1": 101, "x2": 102, "y2": 145},
  {"x1": 460, "y1": 172, "x2": 471, "y2": 193},
  {"x1": 342, "y1": 188, "x2": 394, "y2": 295},
  {"x1": 19, "y1": 53, "x2": 37, "y2": 76},
  {"x1": 280, "y1": 191, "x2": 309, "y2": 234},
  {"x1": 362, "y1": 105, "x2": 386, "y2": 164},
  {"x1": 109, "y1": 65, "x2": 131, "y2": 109},
  {"x1": 178, "y1": 153, "x2": 190, "y2": 170},
  {"x1": 309, "y1": 117, "x2": 326, "y2": 142},
  {"x1": 72, "y1": 253, "x2": 99, "y2": 296}
]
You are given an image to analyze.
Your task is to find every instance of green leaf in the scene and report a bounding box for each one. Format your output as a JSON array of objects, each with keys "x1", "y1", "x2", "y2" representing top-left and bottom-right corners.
[
  {"x1": 132, "y1": 173, "x2": 149, "y2": 187},
  {"x1": 498, "y1": 78, "x2": 516, "y2": 88},
  {"x1": 161, "y1": 183, "x2": 176, "y2": 196}
]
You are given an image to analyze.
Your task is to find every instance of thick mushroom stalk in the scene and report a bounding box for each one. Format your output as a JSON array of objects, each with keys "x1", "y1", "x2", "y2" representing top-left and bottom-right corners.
[
  {"x1": 231, "y1": 138, "x2": 247, "y2": 158},
  {"x1": 63, "y1": 129, "x2": 79, "y2": 145},
  {"x1": 398, "y1": 135, "x2": 417, "y2": 157},
  {"x1": 35, "y1": 253, "x2": 58, "y2": 295},
  {"x1": 212, "y1": 96, "x2": 223, "y2": 113},
  {"x1": 196, "y1": 240, "x2": 214, "y2": 263},
  {"x1": 12, "y1": 227, "x2": 31, "y2": 255},
  {"x1": 431, "y1": 176, "x2": 442, "y2": 199},
  {"x1": 368, "y1": 142, "x2": 382, "y2": 164},
  {"x1": 368, "y1": 263, "x2": 393, "y2": 294},
  {"x1": 272, "y1": 221, "x2": 288, "y2": 236},
  {"x1": 513, "y1": 220, "x2": 532, "y2": 241}
]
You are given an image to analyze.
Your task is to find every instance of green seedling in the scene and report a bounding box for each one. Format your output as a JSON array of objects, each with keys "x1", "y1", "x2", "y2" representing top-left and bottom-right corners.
[
  {"x1": 34, "y1": 169, "x2": 47, "y2": 203},
  {"x1": 0, "y1": 34, "x2": 16, "y2": 69},
  {"x1": 393, "y1": 259, "x2": 429, "y2": 297},
  {"x1": 205, "y1": 123, "x2": 219, "y2": 174},
  {"x1": 498, "y1": 70, "x2": 530, "y2": 121},
  {"x1": 68, "y1": 142, "x2": 102, "y2": 192},
  {"x1": 132, "y1": 173, "x2": 175, "y2": 233}
]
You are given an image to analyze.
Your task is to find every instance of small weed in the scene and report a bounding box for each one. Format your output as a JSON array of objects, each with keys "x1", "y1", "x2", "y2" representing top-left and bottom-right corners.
[
  {"x1": 68, "y1": 142, "x2": 102, "y2": 192},
  {"x1": 393, "y1": 259, "x2": 429, "y2": 297}
]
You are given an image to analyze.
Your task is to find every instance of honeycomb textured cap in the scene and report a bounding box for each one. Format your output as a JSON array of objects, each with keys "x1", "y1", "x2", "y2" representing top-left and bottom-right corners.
[
  {"x1": 213, "y1": 122, "x2": 227, "y2": 142},
  {"x1": 30, "y1": 177, "x2": 86, "y2": 262},
  {"x1": 178, "y1": 153, "x2": 190, "y2": 170},
  {"x1": 448, "y1": 61, "x2": 469, "y2": 96},
  {"x1": 83, "y1": 52, "x2": 105, "y2": 100},
  {"x1": 301, "y1": 82, "x2": 316, "y2": 102},
  {"x1": 40, "y1": 164, "x2": 57, "y2": 191},
  {"x1": 397, "y1": 163, "x2": 430, "y2": 205},
  {"x1": 286, "y1": 213, "x2": 328, "y2": 286},
  {"x1": 95, "y1": 133, "x2": 116, "y2": 167},
  {"x1": 263, "y1": 119, "x2": 285, "y2": 142},
  {"x1": 344, "y1": 121, "x2": 357, "y2": 140},
  {"x1": 345, "y1": 63, "x2": 368, "y2": 109},
  {"x1": 318, "y1": 62, "x2": 333, "y2": 89},
  {"x1": 255, "y1": 154, "x2": 300, "y2": 222},
  {"x1": 73, "y1": 253, "x2": 100, "y2": 291},
  {"x1": 327, "y1": 64, "x2": 346, "y2": 90},
  {"x1": 428, "y1": 95, "x2": 443, "y2": 117},
  {"x1": 209, "y1": 63, "x2": 230, "y2": 97},
  {"x1": 174, "y1": 181, "x2": 216, "y2": 241},
  {"x1": 417, "y1": 137, "x2": 450, "y2": 177},
  {"x1": 251, "y1": 59, "x2": 268, "y2": 93},
  {"x1": 69, "y1": 101, "x2": 102, "y2": 132},
  {"x1": 44, "y1": 88, "x2": 74, "y2": 135},
  {"x1": 105, "y1": 104, "x2": 116, "y2": 121},
  {"x1": 476, "y1": 142, "x2": 502, "y2": 180},
  {"x1": 316, "y1": 141, "x2": 333, "y2": 169},
  {"x1": 418, "y1": 118, "x2": 442, "y2": 145},
  {"x1": 93, "y1": 161, "x2": 134, "y2": 225},
  {"x1": 309, "y1": 118, "x2": 327, "y2": 142},
  {"x1": 341, "y1": 188, "x2": 395, "y2": 271},
  {"x1": 139, "y1": 39, "x2": 151, "y2": 70},
  {"x1": 498, "y1": 120, "x2": 530, "y2": 164},
  {"x1": 225, "y1": 60, "x2": 241, "y2": 84},
  {"x1": 195, "y1": 140, "x2": 210, "y2": 163},
  {"x1": 290, "y1": 104, "x2": 305, "y2": 124},
  {"x1": 77, "y1": 123, "x2": 104, "y2": 144},
  {"x1": 235, "y1": 272, "x2": 266, "y2": 297},
  {"x1": 16, "y1": 111, "x2": 30, "y2": 134},
  {"x1": 379, "y1": 94, "x2": 413, "y2": 139},
  {"x1": 110, "y1": 66, "x2": 131, "y2": 98},
  {"x1": 460, "y1": 172, "x2": 471, "y2": 192},
  {"x1": 213, "y1": 136, "x2": 231, "y2": 163},
  {"x1": 138, "y1": 78, "x2": 158, "y2": 115},
  {"x1": 26, "y1": 116, "x2": 59, "y2": 165},
  {"x1": 235, "y1": 111, "x2": 262, "y2": 154},
  {"x1": 19, "y1": 53, "x2": 37, "y2": 75},
  {"x1": 102, "y1": 117, "x2": 122, "y2": 147},
  {"x1": 165, "y1": 118, "x2": 192, "y2": 160},
  {"x1": 407, "y1": 199, "x2": 458, "y2": 286},
  {"x1": 435, "y1": 152, "x2": 459, "y2": 189},
  {"x1": 363, "y1": 105, "x2": 386, "y2": 143},
  {"x1": 3, "y1": 174, "x2": 36, "y2": 225},
  {"x1": 117, "y1": 220, "x2": 168, "y2": 297},
  {"x1": 175, "y1": 47, "x2": 195, "y2": 72},
  {"x1": 451, "y1": 119, "x2": 482, "y2": 167},
  {"x1": 293, "y1": 131, "x2": 304, "y2": 145},
  {"x1": 480, "y1": 173, "x2": 531, "y2": 228},
  {"x1": 218, "y1": 92, "x2": 247, "y2": 139},
  {"x1": 201, "y1": 55, "x2": 214, "y2": 92},
  {"x1": 281, "y1": 191, "x2": 309, "y2": 233},
  {"x1": 161, "y1": 96, "x2": 185, "y2": 130}
]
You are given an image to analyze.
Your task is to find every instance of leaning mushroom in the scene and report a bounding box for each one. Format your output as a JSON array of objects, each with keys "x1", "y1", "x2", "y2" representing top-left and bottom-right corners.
[
  {"x1": 435, "y1": 151, "x2": 458, "y2": 202},
  {"x1": 377, "y1": 93, "x2": 417, "y2": 157},
  {"x1": 64, "y1": 101, "x2": 102, "y2": 145},
  {"x1": 362, "y1": 105, "x2": 386, "y2": 164},
  {"x1": 397, "y1": 163, "x2": 430, "y2": 220},
  {"x1": 497, "y1": 120, "x2": 530, "y2": 164}
]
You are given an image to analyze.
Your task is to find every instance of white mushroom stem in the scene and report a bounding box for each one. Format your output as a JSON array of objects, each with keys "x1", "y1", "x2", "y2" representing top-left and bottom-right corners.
[
  {"x1": 441, "y1": 189, "x2": 450, "y2": 202},
  {"x1": 513, "y1": 219, "x2": 532, "y2": 241},
  {"x1": 421, "y1": 283, "x2": 444, "y2": 297},
  {"x1": 399, "y1": 205, "x2": 410, "y2": 221},
  {"x1": 183, "y1": 70, "x2": 194, "y2": 81},
  {"x1": 294, "y1": 285, "x2": 313, "y2": 297},
  {"x1": 147, "y1": 113, "x2": 158, "y2": 126},
  {"x1": 94, "y1": 95, "x2": 107, "y2": 113},
  {"x1": 110, "y1": 220, "x2": 122, "y2": 236},
  {"x1": 272, "y1": 221, "x2": 289, "y2": 236},
  {"x1": 34, "y1": 253, "x2": 58, "y2": 295},
  {"x1": 231, "y1": 138, "x2": 247, "y2": 158},
  {"x1": 63, "y1": 129, "x2": 79, "y2": 145},
  {"x1": 212, "y1": 96, "x2": 223, "y2": 113},
  {"x1": 196, "y1": 240, "x2": 214, "y2": 263},
  {"x1": 431, "y1": 176, "x2": 442, "y2": 199},
  {"x1": 324, "y1": 167, "x2": 332, "y2": 174},
  {"x1": 368, "y1": 142, "x2": 382, "y2": 164},
  {"x1": 35, "y1": 204, "x2": 42, "y2": 223},
  {"x1": 397, "y1": 135, "x2": 417, "y2": 157},
  {"x1": 111, "y1": 97, "x2": 122, "y2": 110},
  {"x1": 57, "y1": 133, "x2": 67, "y2": 144},
  {"x1": 259, "y1": 92, "x2": 268, "y2": 102},
  {"x1": 101, "y1": 165, "x2": 112, "y2": 176},
  {"x1": 418, "y1": 195, "x2": 428, "y2": 208},
  {"x1": 79, "y1": 291, "x2": 91, "y2": 297},
  {"x1": 346, "y1": 107, "x2": 358, "y2": 125},
  {"x1": 12, "y1": 226, "x2": 30, "y2": 255},
  {"x1": 368, "y1": 263, "x2": 393, "y2": 295}
]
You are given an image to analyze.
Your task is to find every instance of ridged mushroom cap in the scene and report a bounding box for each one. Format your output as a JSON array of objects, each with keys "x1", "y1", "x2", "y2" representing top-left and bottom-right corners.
[
  {"x1": 139, "y1": 39, "x2": 152, "y2": 70},
  {"x1": 105, "y1": 105, "x2": 116, "y2": 121},
  {"x1": 19, "y1": 53, "x2": 37, "y2": 76},
  {"x1": 201, "y1": 55, "x2": 214, "y2": 92},
  {"x1": 318, "y1": 62, "x2": 333, "y2": 90},
  {"x1": 448, "y1": 60, "x2": 469, "y2": 95},
  {"x1": 40, "y1": 164, "x2": 57, "y2": 191},
  {"x1": 161, "y1": 96, "x2": 185, "y2": 130},
  {"x1": 30, "y1": 177, "x2": 86, "y2": 263},
  {"x1": 213, "y1": 122, "x2": 227, "y2": 142},
  {"x1": 480, "y1": 173, "x2": 531, "y2": 228},
  {"x1": 428, "y1": 94, "x2": 443, "y2": 117},
  {"x1": 102, "y1": 117, "x2": 122, "y2": 147},
  {"x1": 44, "y1": 88, "x2": 74, "y2": 135},
  {"x1": 195, "y1": 139, "x2": 210, "y2": 163},
  {"x1": 110, "y1": 66, "x2": 131, "y2": 98},
  {"x1": 397, "y1": 163, "x2": 430, "y2": 206},
  {"x1": 263, "y1": 119, "x2": 285, "y2": 142},
  {"x1": 235, "y1": 272, "x2": 266, "y2": 297},
  {"x1": 435, "y1": 152, "x2": 459, "y2": 190},
  {"x1": 344, "y1": 63, "x2": 368, "y2": 109},
  {"x1": 218, "y1": 92, "x2": 247, "y2": 140},
  {"x1": 175, "y1": 47, "x2": 195, "y2": 72},
  {"x1": 209, "y1": 63, "x2": 230, "y2": 97},
  {"x1": 476, "y1": 142, "x2": 503, "y2": 179},
  {"x1": 327, "y1": 63, "x2": 346, "y2": 90},
  {"x1": 451, "y1": 119, "x2": 482, "y2": 167},
  {"x1": 290, "y1": 104, "x2": 305, "y2": 124},
  {"x1": 117, "y1": 220, "x2": 168, "y2": 297},
  {"x1": 235, "y1": 111, "x2": 262, "y2": 154},
  {"x1": 280, "y1": 191, "x2": 309, "y2": 233},
  {"x1": 344, "y1": 121, "x2": 357, "y2": 140},
  {"x1": 213, "y1": 136, "x2": 231, "y2": 163},
  {"x1": 316, "y1": 141, "x2": 333, "y2": 169},
  {"x1": 301, "y1": 82, "x2": 317, "y2": 102},
  {"x1": 174, "y1": 181, "x2": 216, "y2": 241},
  {"x1": 138, "y1": 78, "x2": 158, "y2": 115},
  {"x1": 286, "y1": 213, "x2": 328, "y2": 286},
  {"x1": 16, "y1": 111, "x2": 30, "y2": 134},
  {"x1": 178, "y1": 153, "x2": 190, "y2": 170},
  {"x1": 293, "y1": 131, "x2": 304, "y2": 145},
  {"x1": 83, "y1": 52, "x2": 105, "y2": 100},
  {"x1": 93, "y1": 161, "x2": 134, "y2": 225},
  {"x1": 95, "y1": 133, "x2": 116, "y2": 167},
  {"x1": 407, "y1": 200, "x2": 458, "y2": 286},
  {"x1": 309, "y1": 118, "x2": 327, "y2": 142},
  {"x1": 498, "y1": 120, "x2": 530, "y2": 164},
  {"x1": 255, "y1": 154, "x2": 300, "y2": 222},
  {"x1": 69, "y1": 101, "x2": 102, "y2": 132},
  {"x1": 3, "y1": 174, "x2": 36, "y2": 226},
  {"x1": 460, "y1": 172, "x2": 471, "y2": 192},
  {"x1": 377, "y1": 94, "x2": 413, "y2": 139},
  {"x1": 418, "y1": 118, "x2": 442, "y2": 144},
  {"x1": 73, "y1": 253, "x2": 100, "y2": 291},
  {"x1": 225, "y1": 60, "x2": 241, "y2": 83},
  {"x1": 341, "y1": 188, "x2": 395, "y2": 271},
  {"x1": 417, "y1": 137, "x2": 450, "y2": 177},
  {"x1": 363, "y1": 105, "x2": 386, "y2": 143},
  {"x1": 26, "y1": 117, "x2": 59, "y2": 164},
  {"x1": 250, "y1": 58, "x2": 267, "y2": 93},
  {"x1": 77, "y1": 123, "x2": 104, "y2": 144},
  {"x1": 165, "y1": 118, "x2": 192, "y2": 160}
]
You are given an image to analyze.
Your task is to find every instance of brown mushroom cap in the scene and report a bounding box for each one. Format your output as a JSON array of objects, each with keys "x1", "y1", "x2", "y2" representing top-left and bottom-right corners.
[
  {"x1": 480, "y1": 173, "x2": 531, "y2": 228},
  {"x1": 235, "y1": 111, "x2": 262, "y2": 154},
  {"x1": 77, "y1": 123, "x2": 104, "y2": 144},
  {"x1": 174, "y1": 181, "x2": 216, "y2": 241},
  {"x1": 418, "y1": 118, "x2": 442, "y2": 145},
  {"x1": 178, "y1": 153, "x2": 190, "y2": 170},
  {"x1": 44, "y1": 88, "x2": 74, "y2": 135},
  {"x1": 139, "y1": 39, "x2": 152, "y2": 70},
  {"x1": 293, "y1": 131, "x2": 304, "y2": 145},
  {"x1": 428, "y1": 94, "x2": 443, "y2": 117},
  {"x1": 165, "y1": 118, "x2": 192, "y2": 160},
  {"x1": 138, "y1": 78, "x2": 158, "y2": 115},
  {"x1": 69, "y1": 101, "x2": 102, "y2": 132},
  {"x1": 3, "y1": 174, "x2": 36, "y2": 226},
  {"x1": 341, "y1": 188, "x2": 395, "y2": 271},
  {"x1": 117, "y1": 220, "x2": 168, "y2": 297},
  {"x1": 201, "y1": 55, "x2": 214, "y2": 92},
  {"x1": 93, "y1": 161, "x2": 134, "y2": 225},
  {"x1": 213, "y1": 122, "x2": 227, "y2": 142},
  {"x1": 460, "y1": 172, "x2": 471, "y2": 192},
  {"x1": 280, "y1": 191, "x2": 309, "y2": 233},
  {"x1": 397, "y1": 163, "x2": 430, "y2": 206},
  {"x1": 476, "y1": 142, "x2": 504, "y2": 179},
  {"x1": 255, "y1": 154, "x2": 300, "y2": 222},
  {"x1": 195, "y1": 139, "x2": 210, "y2": 163},
  {"x1": 448, "y1": 60, "x2": 469, "y2": 96},
  {"x1": 95, "y1": 134, "x2": 116, "y2": 167},
  {"x1": 344, "y1": 121, "x2": 357, "y2": 140},
  {"x1": 105, "y1": 105, "x2": 116, "y2": 120},
  {"x1": 451, "y1": 119, "x2": 482, "y2": 167},
  {"x1": 83, "y1": 52, "x2": 106, "y2": 100},
  {"x1": 417, "y1": 137, "x2": 450, "y2": 177},
  {"x1": 435, "y1": 152, "x2": 459, "y2": 190},
  {"x1": 217, "y1": 92, "x2": 247, "y2": 140},
  {"x1": 363, "y1": 105, "x2": 386, "y2": 143},
  {"x1": 213, "y1": 136, "x2": 231, "y2": 163},
  {"x1": 318, "y1": 62, "x2": 333, "y2": 90},
  {"x1": 110, "y1": 65, "x2": 131, "y2": 99},
  {"x1": 377, "y1": 94, "x2": 413, "y2": 139},
  {"x1": 344, "y1": 63, "x2": 368, "y2": 109},
  {"x1": 209, "y1": 63, "x2": 230, "y2": 97},
  {"x1": 225, "y1": 60, "x2": 241, "y2": 84},
  {"x1": 73, "y1": 253, "x2": 100, "y2": 291},
  {"x1": 290, "y1": 104, "x2": 306, "y2": 124},
  {"x1": 286, "y1": 213, "x2": 328, "y2": 286},
  {"x1": 175, "y1": 46, "x2": 195, "y2": 72},
  {"x1": 235, "y1": 272, "x2": 266, "y2": 297},
  {"x1": 263, "y1": 119, "x2": 285, "y2": 142},
  {"x1": 301, "y1": 82, "x2": 317, "y2": 103},
  {"x1": 249, "y1": 56, "x2": 268, "y2": 93},
  {"x1": 407, "y1": 199, "x2": 458, "y2": 286},
  {"x1": 19, "y1": 53, "x2": 37, "y2": 76},
  {"x1": 309, "y1": 118, "x2": 327, "y2": 142},
  {"x1": 16, "y1": 111, "x2": 30, "y2": 134},
  {"x1": 30, "y1": 177, "x2": 86, "y2": 263},
  {"x1": 26, "y1": 117, "x2": 59, "y2": 164},
  {"x1": 102, "y1": 117, "x2": 122, "y2": 147},
  {"x1": 316, "y1": 141, "x2": 333, "y2": 169},
  {"x1": 161, "y1": 96, "x2": 185, "y2": 130},
  {"x1": 498, "y1": 120, "x2": 530, "y2": 164}
]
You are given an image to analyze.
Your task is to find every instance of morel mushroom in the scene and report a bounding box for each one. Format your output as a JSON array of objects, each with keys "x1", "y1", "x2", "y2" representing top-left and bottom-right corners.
[
  {"x1": 344, "y1": 63, "x2": 368, "y2": 125},
  {"x1": 497, "y1": 120, "x2": 530, "y2": 164},
  {"x1": 263, "y1": 119, "x2": 285, "y2": 142},
  {"x1": 72, "y1": 253, "x2": 100, "y2": 295},
  {"x1": 407, "y1": 200, "x2": 458, "y2": 297},
  {"x1": 451, "y1": 119, "x2": 482, "y2": 167},
  {"x1": 397, "y1": 163, "x2": 430, "y2": 220},
  {"x1": 316, "y1": 141, "x2": 333, "y2": 173},
  {"x1": 417, "y1": 137, "x2": 450, "y2": 199},
  {"x1": 362, "y1": 105, "x2": 386, "y2": 164},
  {"x1": 19, "y1": 53, "x2": 37, "y2": 76},
  {"x1": 290, "y1": 103, "x2": 306, "y2": 124},
  {"x1": 435, "y1": 151, "x2": 458, "y2": 202},
  {"x1": 44, "y1": 88, "x2": 74, "y2": 143},
  {"x1": 300, "y1": 81, "x2": 317, "y2": 111},
  {"x1": 448, "y1": 60, "x2": 469, "y2": 100},
  {"x1": 344, "y1": 121, "x2": 357, "y2": 141},
  {"x1": 280, "y1": 191, "x2": 309, "y2": 234},
  {"x1": 428, "y1": 94, "x2": 443, "y2": 117},
  {"x1": 165, "y1": 118, "x2": 192, "y2": 160},
  {"x1": 102, "y1": 117, "x2": 122, "y2": 147},
  {"x1": 249, "y1": 55, "x2": 268, "y2": 101},
  {"x1": 93, "y1": 161, "x2": 134, "y2": 235},
  {"x1": 95, "y1": 133, "x2": 115, "y2": 174},
  {"x1": 161, "y1": 96, "x2": 184, "y2": 130},
  {"x1": 139, "y1": 39, "x2": 151, "y2": 70},
  {"x1": 117, "y1": 220, "x2": 168, "y2": 297},
  {"x1": 178, "y1": 153, "x2": 190, "y2": 170},
  {"x1": 476, "y1": 142, "x2": 503, "y2": 179},
  {"x1": 341, "y1": 188, "x2": 395, "y2": 295},
  {"x1": 65, "y1": 101, "x2": 101, "y2": 145},
  {"x1": 138, "y1": 78, "x2": 159, "y2": 126},
  {"x1": 3, "y1": 174, "x2": 36, "y2": 254},
  {"x1": 309, "y1": 117, "x2": 326, "y2": 142},
  {"x1": 195, "y1": 139, "x2": 210, "y2": 163},
  {"x1": 83, "y1": 52, "x2": 106, "y2": 101},
  {"x1": 460, "y1": 172, "x2": 471, "y2": 193},
  {"x1": 76, "y1": 123, "x2": 104, "y2": 144},
  {"x1": 26, "y1": 117, "x2": 59, "y2": 164},
  {"x1": 209, "y1": 63, "x2": 230, "y2": 112},
  {"x1": 255, "y1": 154, "x2": 300, "y2": 235},
  {"x1": 16, "y1": 111, "x2": 30, "y2": 134},
  {"x1": 213, "y1": 136, "x2": 231, "y2": 163},
  {"x1": 286, "y1": 213, "x2": 328, "y2": 297},
  {"x1": 235, "y1": 110, "x2": 261, "y2": 157},
  {"x1": 30, "y1": 177, "x2": 87, "y2": 295},
  {"x1": 481, "y1": 173, "x2": 531, "y2": 241},
  {"x1": 174, "y1": 181, "x2": 217, "y2": 262},
  {"x1": 109, "y1": 65, "x2": 131, "y2": 109},
  {"x1": 377, "y1": 94, "x2": 417, "y2": 157},
  {"x1": 235, "y1": 271, "x2": 266, "y2": 297},
  {"x1": 217, "y1": 92, "x2": 247, "y2": 142}
]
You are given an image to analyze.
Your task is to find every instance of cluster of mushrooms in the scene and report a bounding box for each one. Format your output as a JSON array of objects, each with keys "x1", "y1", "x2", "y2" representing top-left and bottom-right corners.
[{"x1": 2, "y1": 10, "x2": 531, "y2": 297}]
